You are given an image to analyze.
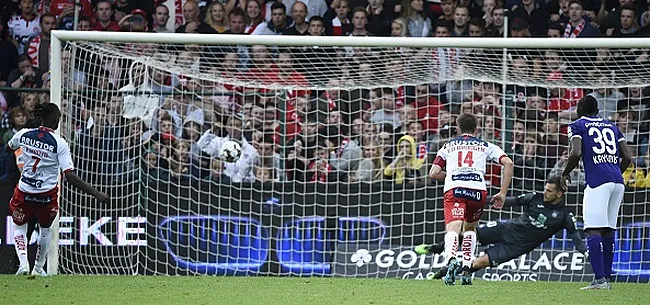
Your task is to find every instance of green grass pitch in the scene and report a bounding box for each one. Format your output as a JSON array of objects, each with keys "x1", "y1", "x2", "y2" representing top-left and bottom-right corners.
[{"x1": 1, "y1": 276, "x2": 648, "y2": 305}]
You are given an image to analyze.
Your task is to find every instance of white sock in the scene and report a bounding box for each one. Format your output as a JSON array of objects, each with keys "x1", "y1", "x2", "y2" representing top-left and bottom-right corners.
[
  {"x1": 13, "y1": 223, "x2": 28, "y2": 267},
  {"x1": 444, "y1": 231, "x2": 459, "y2": 263},
  {"x1": 34, "y1": 227, "x2": 52, "y2": 271},
  {"x1": 461, "y1": 231, "x2": 477, "y2": 270}
]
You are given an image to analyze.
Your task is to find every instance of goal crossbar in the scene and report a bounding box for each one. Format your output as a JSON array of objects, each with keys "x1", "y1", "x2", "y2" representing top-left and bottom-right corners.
[{"x1": 51, "y1": 30, "x2": 650, "y2": 48}]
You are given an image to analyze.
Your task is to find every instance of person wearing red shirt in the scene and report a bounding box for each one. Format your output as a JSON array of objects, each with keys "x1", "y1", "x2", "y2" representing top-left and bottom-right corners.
[
  {"x1": 46, "y1": 0, "x2": 92, "y2": 17},
  {"x1": 92, "y1": 0, "x2": 121, "y2": 31},
  {"x1": 411, "y1": 84, "x2": 441, "y2": 133}
]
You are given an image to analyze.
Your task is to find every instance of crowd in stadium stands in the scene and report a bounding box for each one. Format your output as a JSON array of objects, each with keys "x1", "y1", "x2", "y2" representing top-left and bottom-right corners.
[{"x1": 1, "y1": 0, "x2": 650, "y2": 190}]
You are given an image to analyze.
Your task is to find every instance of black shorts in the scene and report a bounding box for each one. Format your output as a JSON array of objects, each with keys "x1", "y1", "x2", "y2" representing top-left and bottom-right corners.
[{"x1": 478, "y1": 222, "x2": 533, "y2": 267}]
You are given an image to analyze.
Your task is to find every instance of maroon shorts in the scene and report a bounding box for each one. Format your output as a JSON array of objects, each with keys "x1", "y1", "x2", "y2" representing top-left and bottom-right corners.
[
  {"x1": 443, "y1": 187, "x2": 487, "y2": 224},
  {"x1": 9, "y1": 186, "x2": 59, "y2": 227}
]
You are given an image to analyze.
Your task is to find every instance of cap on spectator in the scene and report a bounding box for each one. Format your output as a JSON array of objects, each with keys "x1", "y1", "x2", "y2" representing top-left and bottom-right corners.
[
  {"x1": 184, "y1": 116, "x2": 204, "y2": 129},
  {"x1": 131, "y1": 9, "x2": 147, "y2": 18},
  {"x1": 511, "y1": 18, "x2": 529, "y2": 31}
]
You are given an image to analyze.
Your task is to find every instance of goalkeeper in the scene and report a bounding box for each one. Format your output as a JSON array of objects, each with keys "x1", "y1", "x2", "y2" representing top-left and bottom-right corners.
[{"x1": 415, "y1": 176, "x2": 588, "y2": 278}]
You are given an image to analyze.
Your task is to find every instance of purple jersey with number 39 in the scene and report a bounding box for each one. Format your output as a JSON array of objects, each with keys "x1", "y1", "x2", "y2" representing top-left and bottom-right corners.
[{"x1": 568, "y1": 116, "x2": 625, "y2": 188}]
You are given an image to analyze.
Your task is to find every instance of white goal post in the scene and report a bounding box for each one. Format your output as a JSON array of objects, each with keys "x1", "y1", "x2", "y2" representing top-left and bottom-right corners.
[{"x1": 48, "y1": 30, "x2": 650, "y2": 282}]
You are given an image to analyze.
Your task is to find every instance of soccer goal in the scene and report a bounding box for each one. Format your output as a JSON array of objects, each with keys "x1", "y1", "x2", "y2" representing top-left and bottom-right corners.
[{"x1": 48, "y1": 30, "x2": 650, "y2": 282}]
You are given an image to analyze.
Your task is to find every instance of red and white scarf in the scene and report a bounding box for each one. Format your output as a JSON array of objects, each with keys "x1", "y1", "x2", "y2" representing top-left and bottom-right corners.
[
  {"x1": 26, "y1": 35, "x2": 43, "y2": 69},
  {"x1": 308, "y1": 161, "x2": 333, "y2": 182},
  {"x1": 174, "y1": 0, "x2": 185, "y2": 29},
  {"x1": 331, "y1": 17, "x2": 349, "y2": 36},
  {"x1": 396, "y1": 86, "x2": 405, "y2": 108},
  {"x1": 324, "y1": 91, "x2": 337, "y2": 111},
  {"x1": 416, "y1": 142, "x2": 427, "y2": 160},
  {"x1": 336, "y1": 138, "x2": 350, "y2": 158},
  {"x1": 563, "y1": 19, "x2": 585, "y2": 38}
]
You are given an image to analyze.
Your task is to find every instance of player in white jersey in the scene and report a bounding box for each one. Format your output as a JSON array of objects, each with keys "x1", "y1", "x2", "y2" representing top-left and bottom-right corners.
[
  {"x1": 8, "y1": 0, "x2": 41, "y2": 54},
  {"x1": 7, "y1": 103, "x2": 109, "y2": 276},
  {"x1": 420, "y1": 113, "x2": 514, "y2": 285}
]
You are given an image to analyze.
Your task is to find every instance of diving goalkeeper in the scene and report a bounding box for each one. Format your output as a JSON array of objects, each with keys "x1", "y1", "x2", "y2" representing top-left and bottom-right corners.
[{"x1": 415, "y1": 176, "x2": 587, "y2": 277}]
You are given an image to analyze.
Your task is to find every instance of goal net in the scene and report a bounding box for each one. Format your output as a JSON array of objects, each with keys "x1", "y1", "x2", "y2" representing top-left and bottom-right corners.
[{"x1": 51, "y1": 32, "x2": 650, "y2": 282}]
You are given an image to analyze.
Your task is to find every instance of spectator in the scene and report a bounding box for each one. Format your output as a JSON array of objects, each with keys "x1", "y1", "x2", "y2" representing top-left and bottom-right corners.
[
  {"x1": 478, "y1": 114, "x2": 499, "y2": 145},
  {"x1": 589, "y1": 75, "x2": 625, "y2": 121},
  {"x1": 350, "y1": 7, "x2": 371, "y2": 36},
  {"x1": 325, "y1": 126, "x2": 362, "y2": 180},
  {"x1": 7, "y1": 55, "x2": 42, "y2": 108},
  {"x1": 411, "y1": 83, "x2": 441, "y2": 133},
  {"x1": 549, "y1": 148, "x2": 585, "y2": 187},
  {"x1": 48, "y1": 0, "x2": 92, "y2": 20},
  {"x1": 255, "y1": 134, "x2": 284, "y2": 181},
  {"x1": 1, "y1": 106, "x2": 27, "y2": 145},
  {"x1": 563, "y1": 0, "x2": 599, "y2": 37},
  {"x1": 511, "y1": 0, "x2": 550, "y2": 37},
  {"x1": 391, "y1": 17, "x2": 408, "y2": 36},
  {"x1": 24, "y1": 12, "x2": 54, "y2": 71},
  {"x1": 9, "y1": 0, "x2": 41, "y2": 55},
  {"x1": 481, "y1": 0, "x2": 496, "y2": 26},
  {"x1": 370, "y1": 88, "x2": 402, "y2": 130},
  {"x1": 92, "y1": 0, "x2": 121, "y2": 31},
  {"x1": 176, "y1": 0, "x2": 216, "y2": 33},
  {"x1": 205, "y1": 2, "x2": 229, "y2": 33},
  {"x1": 285, "y1": 1, "x2": 309, "y2": 35},
  {"x1": 306, "y1": 140, "x2": 335, "y2": 182},
  {"x1": 541, "y1": 115, "x2": 567, "y2": 158},
  {"x1": 485, "y1": 6, "x2": 505, "y2": 36},
  {"x1": 77, "y1": 15, "x2": 92, "y2": 31},
  {"x1": 205, "y1": 158, "x2": 231, "y2": 183},
  {"x1": 406, "y1": 120, "x2": 429, "y2": 161},
  {"x1": 306, "y1": 15, "x2": 325, "y2": 36},
  {"x1": 252, "y1": 2, "x2": 290, "y2": 35},
  {"x1": 610, "y1": 5, "x2": 647, "y2": 37},
  {"x1": 118, "y1": 9, "x2": 149, "y2": 32},
  {"x1": 510, "y1": 17, "x2": 531, "y2": 37},
  {"x1": 224, "y1": 7, "x2": 247, "y2": 34},
  {"x1": 599, "y1": 0, "x2": 641, "y2": 35},
  {"x1": 452, "y1": 5, "x2": 470, "y2": 36},
  {"x1": 468, "y1": 17, "x2": 485, "y2": 36},
  {"x1": 245, "y1": 0, "x2": 266, "y2": 34},
  {"x1": 367, "y1": 0, "x2": 393, "y2": 36},
  {"x1": 0, "y1": 19, "x2": 19, "y2": 88},
  {"x1": 285, "y1": 137, "x2": 308, "y2": 181},
  {"x1": 623, "y1": 148, "x2": 650, "y2": 188},
  {"x1": 547, "y1": 22, "x2": 563, "y2": 37},
  {"x1": 438, "y1": 0, "x2": 456, "y2": 22},
  {"x1": 152, "y1": 4, "x2": 172, "y2": 32},
  {"x1": 283, "y1": 0, "x2": 327, "y2": 20},
  {"x1": 350, "y1": 138, "x2": 385, "y2": 182},
  {"x1": 328, "y1": 0, "x2": 351, "y2": 35},
  {"x1": 513, "y1": 133, "x2": 550, "y2": 190},
  {"x1": 402, "y1": 0, "x2": 432, "y2": 37},
  {"x1": 384, "y1": 134, "x2": 424, "y2": 184},
  {"x1": 114, "y1": 1, "x2": 154, "y2": 22}
]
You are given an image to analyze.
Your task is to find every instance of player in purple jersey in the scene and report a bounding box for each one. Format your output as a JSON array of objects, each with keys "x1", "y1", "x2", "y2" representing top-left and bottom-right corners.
[{"x1": 562, "y1": 95, "x2": 632, "y2": 290}]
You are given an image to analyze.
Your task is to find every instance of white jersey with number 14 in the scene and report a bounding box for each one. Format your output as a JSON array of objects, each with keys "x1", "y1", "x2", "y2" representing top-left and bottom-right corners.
[{"x1": 433, "y1": 135, "x2": 507, "y2": 192}]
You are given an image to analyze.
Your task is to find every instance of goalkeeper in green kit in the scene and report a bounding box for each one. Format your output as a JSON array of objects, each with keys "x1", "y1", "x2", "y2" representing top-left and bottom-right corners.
[{"x1": 415, "y1": 176, "x2": 588, "y2": 280}]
